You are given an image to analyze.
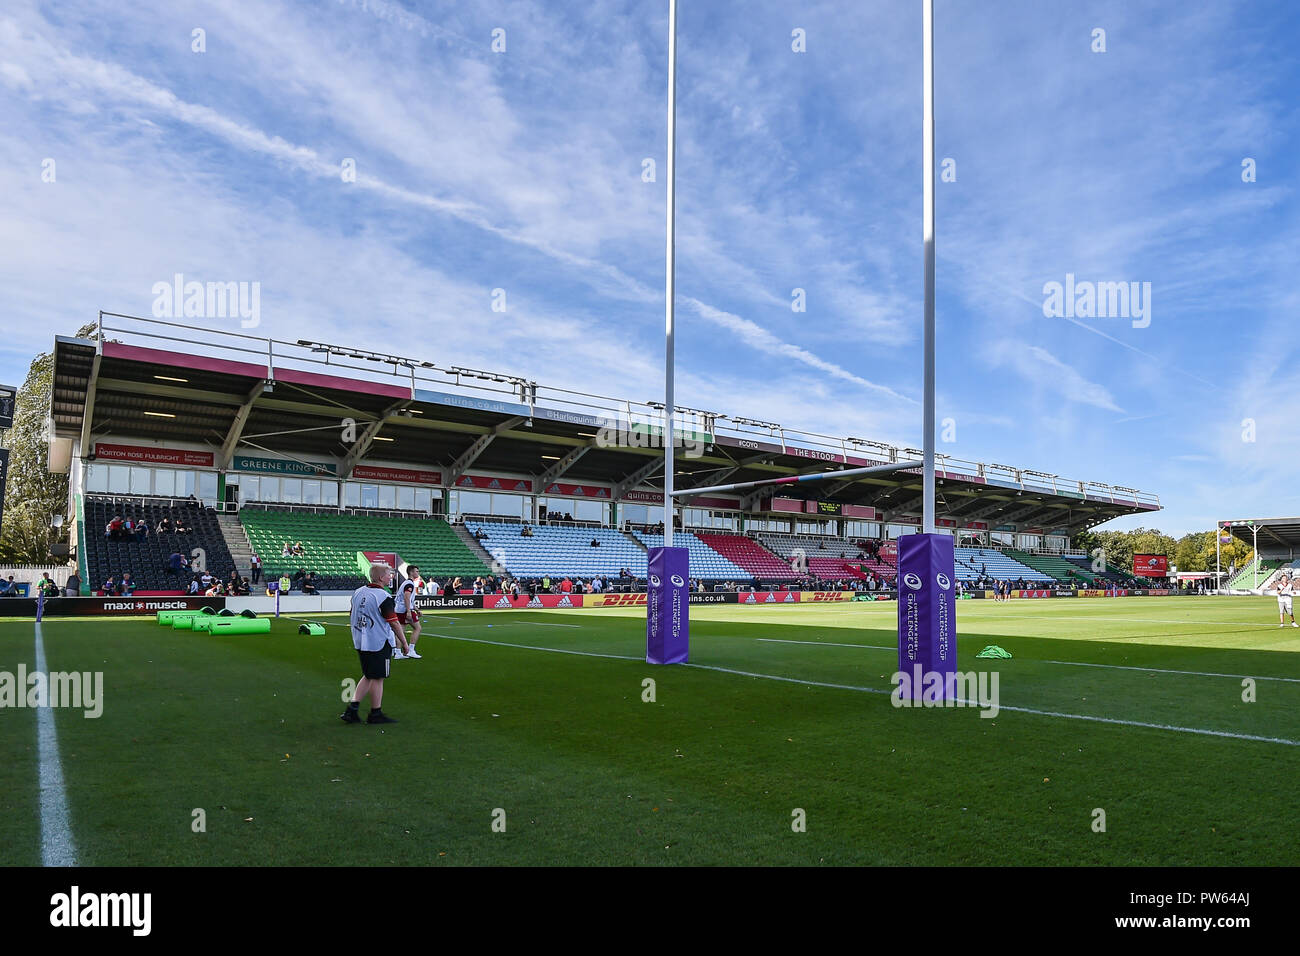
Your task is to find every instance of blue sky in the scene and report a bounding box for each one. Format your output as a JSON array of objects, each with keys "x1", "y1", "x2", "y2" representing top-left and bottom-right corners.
[{"x1": 2, "y1": 0, "x2": 1297, "y2": 535}]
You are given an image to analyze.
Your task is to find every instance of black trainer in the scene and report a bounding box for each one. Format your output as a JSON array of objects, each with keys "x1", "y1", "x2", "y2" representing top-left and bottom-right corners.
[
  {"x1": 366, "y1": 711, "x2": 398, "y2": 724},
  {"x1": 340, "y1": 708, "x2": 362, "y2": 724}
]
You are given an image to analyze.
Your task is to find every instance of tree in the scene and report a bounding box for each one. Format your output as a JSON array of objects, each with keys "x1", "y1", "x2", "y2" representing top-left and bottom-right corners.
[{"x1": 0, "y1": 323, "x2": 99, "y2": 563}]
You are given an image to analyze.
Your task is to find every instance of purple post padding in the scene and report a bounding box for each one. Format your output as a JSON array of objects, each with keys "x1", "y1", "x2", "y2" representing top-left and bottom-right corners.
[
  {"x1": 36, "y1": 587, "x2": 44, "y2": 623},
  {"x1": 646, "y1": 546, "x2": 690, "y2": 664},
  {"x1": 896, "y1": 533, "x2": 958, "y2": 700}
]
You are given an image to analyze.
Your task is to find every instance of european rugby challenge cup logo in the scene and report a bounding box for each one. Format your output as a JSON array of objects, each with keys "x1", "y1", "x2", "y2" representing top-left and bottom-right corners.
[{"x1": 903, "y1": 572, "x2": 923, "y2": 591}]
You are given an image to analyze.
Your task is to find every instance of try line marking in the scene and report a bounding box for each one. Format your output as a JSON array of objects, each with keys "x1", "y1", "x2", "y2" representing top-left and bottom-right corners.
[
  {"x1": 761, "y1": 636, "x2": 1300, "y2": 684},
  {"x1": 432, "y1": 634, "x2": 1300, "y2": 747},
  {"x1": 34, "y1": 622, "x2": 78, "y2": 866}
]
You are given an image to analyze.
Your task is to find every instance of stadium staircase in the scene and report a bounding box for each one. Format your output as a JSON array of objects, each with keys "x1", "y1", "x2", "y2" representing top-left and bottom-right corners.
[
  {"x1": 216, "y1": 512, "x2": 256, "y2": 581},
  {"x1": 452, "y1": 523, "x2": 502, "y2": 572},
  {"x1": 84, "y1": 495, "x2": 236, "y2": 592},
  {"x1": 240, "y1": 509, "x2": 491, "y2": 589},
  {"x1": 1226, "y1": 557, "x2": 1281, "y2": 590}
]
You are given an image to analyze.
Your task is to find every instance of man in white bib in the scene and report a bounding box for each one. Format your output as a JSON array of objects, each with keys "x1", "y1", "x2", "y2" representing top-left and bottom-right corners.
[{"x1": 1277, "y1": 571, "x2": 1297, "y2": 628}]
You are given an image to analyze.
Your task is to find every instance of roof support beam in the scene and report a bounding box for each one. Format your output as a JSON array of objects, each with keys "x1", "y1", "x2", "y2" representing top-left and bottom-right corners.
[
  {"x1": 341, "y1": 399, "x2": 411, "y2": 476},
  {"x1": 537, "y1": 442, "x2": 593, "y2": 487},
  {"x1": 78, "y1": 351, "x2": 103, "y2": 457},
  {"x1": 613, "y1": 457, "x2": 665, "y2": 500},
  {"x1": 446, "y1": 415, "x2": 526, "y2": 485},
  {"x1": 217, "y1": 379, "x2": 267, "y2": 470}
]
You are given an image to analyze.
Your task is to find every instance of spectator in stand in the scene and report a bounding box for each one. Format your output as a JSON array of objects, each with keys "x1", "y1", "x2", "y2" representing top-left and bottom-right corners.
[
  {"x1": 227, "y1": 570, "x2": 242, "y2": 594},
  {"x1": 200, "y1": 571, "x2": 214, "y2": 590},
  {"x1": 282, "y1": 541, "x2": 293, "y2": 557},
  {"x1": 65, "y1": 571, "x2": 81, "y2": 597},
  {"x1": 107, "y1": 515, "x2": 124, "y2": 539},
  {"x1": 302, "y1": 573, "x2": 319, "y2": 596},
  {"x1": 135, "y1": 517, "x2": 150, "y2": 538},
  {"x1": 291, "y1": 541, "x2": 305, "y2": 556},
  {"x1": 0, "y1": 576, "x2": 17, "y2": 597},
  {"x1": 292, "y1": 568, "x2": 307, "y2": 588},
  {"x1": 120, "y1": 573, "x2": 136, "y2": 596},
  {"x1": 103, "y1": 575, "x2": 119, "y2": 595},
  {"x1": 520, "y1": 525, "x2": 533, "y2": 538},
  {"x1": 237, "y1": 576, "x2": 251, "y2": 596},
  {"x1": 157, "y1": 515, "x2": 174, "y2": 533},
  {"x1": 590, "y1": 537, "x2": 600, "y2": 547},
  {"x1": 187, "y1": 576, "x2": 201, "y2": 595},
  {"x1": 174, "y1": 516, "x2": 190, "y2": 534},
  {"x1": 250, "y1": 552, "x2": 261, "y2": 584},
  {"x1": 542, "y1": 575, "x2": 552, "y2": 593},
  {"x1": 278, "y1": 573, "x2": 292, "y2": 594},
  {"x1": 205, "y1": 581, "x2": 223, "y2": 597}
]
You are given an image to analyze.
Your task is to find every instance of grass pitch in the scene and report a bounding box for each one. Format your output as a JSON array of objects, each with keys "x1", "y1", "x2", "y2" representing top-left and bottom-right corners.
[{"x1": 2, "y1": 596, "x2": 1298, "y2": 866}]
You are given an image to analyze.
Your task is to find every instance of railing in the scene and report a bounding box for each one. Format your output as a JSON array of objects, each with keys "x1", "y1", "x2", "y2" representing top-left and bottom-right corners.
[
  {"x1": 93, "y1": 311, "x2": 1163, "y2": 512},
  {"x1": 87, "y1": 493, "x2": 218, "y2": 511},
  {"x1": 239, "y1": 502, "x2": 442, "y2": 520}
]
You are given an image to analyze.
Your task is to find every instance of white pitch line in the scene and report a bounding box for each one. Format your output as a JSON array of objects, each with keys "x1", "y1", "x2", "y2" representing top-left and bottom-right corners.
[
  {"x1": 432, "y1": 634, "x2": 640, "y2": 661},
  {"x1": 436, "y1": 634, "x2": 1300, "y2": 747},
  {"x1": 757, "y1": 638, "x2": 895, "y2": 650},
  {"x1": 34, "y1": 622, "x2": 78, "y2": 866},
  {"x1": 1044, "y1": 659, "x2": 1300, "y2": 683},
  {"x1": 762, "y1": 637, "x2": 1300, "y2": 685},
  {"x1": 992, "y1": 614, "x2": 1282, "y2": 629}
]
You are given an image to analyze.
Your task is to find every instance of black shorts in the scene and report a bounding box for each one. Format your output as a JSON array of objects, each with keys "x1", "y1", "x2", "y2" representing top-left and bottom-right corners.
[{"x1": 358, "y1": 645, "x2": 392, "y2": 680}]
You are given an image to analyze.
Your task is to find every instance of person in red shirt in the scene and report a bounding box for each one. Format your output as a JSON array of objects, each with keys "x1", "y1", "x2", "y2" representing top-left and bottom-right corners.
[{"x1": 560, "y1": 577, "x2": 573, "y2": 593}]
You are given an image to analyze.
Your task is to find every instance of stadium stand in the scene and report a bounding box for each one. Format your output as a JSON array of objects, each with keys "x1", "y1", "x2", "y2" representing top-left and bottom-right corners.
[
  {"x1": 1005, "y1": 549, "x2": 1100, "y2": 584},
  {"x1": 1060, "y1": 555, "x2": 1137, "y2": 587},
  {"x1": 85, "y1": 495, "x2": 235, "y2": 592},
  {"x1": 1226, "y1": 557, "x2": 1283, "y2": 590},
  {"x1": 693, "y1": 533, "x2": 799, "y2": 581},
  {"x1": 465, "y1": 521, "x2": 644, "y2": 579},
  {"x1": 632, "y1": 531, "x2": 752, "y2": 580},
  {"x1": 852, "y1": 541, "x2": 898, "y2": 579},
  {"x1": 953, "y1": 547, "x2": 1052, "y2": 583},
  {"x1": 240, "y1": 509, "x2": 490, "y2": 589},
  {"x1": 754, "y1": 531, "x2": 876, "y2": 582}
]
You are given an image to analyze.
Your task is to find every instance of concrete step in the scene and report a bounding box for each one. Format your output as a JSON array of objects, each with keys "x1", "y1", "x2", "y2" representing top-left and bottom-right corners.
[{"x1": 452, "y1": 523, "x2": 502, "y2": 573}]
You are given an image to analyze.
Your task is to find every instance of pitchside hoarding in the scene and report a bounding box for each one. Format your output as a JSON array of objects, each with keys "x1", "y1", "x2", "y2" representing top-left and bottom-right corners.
[{"x1": 0, "y1": 596, "x2": 227, "y2": 617}]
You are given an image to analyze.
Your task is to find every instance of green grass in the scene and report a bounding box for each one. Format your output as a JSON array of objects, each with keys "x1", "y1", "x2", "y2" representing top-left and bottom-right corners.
[{"x1": 2, "y1": 596, "x2": 1298, "y2": 865}]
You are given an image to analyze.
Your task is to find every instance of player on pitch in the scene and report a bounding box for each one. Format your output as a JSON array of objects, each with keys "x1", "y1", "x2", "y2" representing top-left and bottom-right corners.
[
  {"x1": 1277, "y1": 570, "x2": 1297, "y2": 628},
  {"x1": 392, "y1": 565, "x2": 423, "y2": 659},
  {"x1": 341, "y1": 562, "x2": 410, "y2": 725}
]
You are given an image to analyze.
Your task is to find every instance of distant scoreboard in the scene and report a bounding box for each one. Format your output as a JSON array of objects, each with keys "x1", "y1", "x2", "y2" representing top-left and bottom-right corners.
[
  {"x1": 0, "y1": 384, "x2": 14, "y2": 430},
  {"x1": 1133, "y1": 554, "x2": 1169, "y2": 577}
]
